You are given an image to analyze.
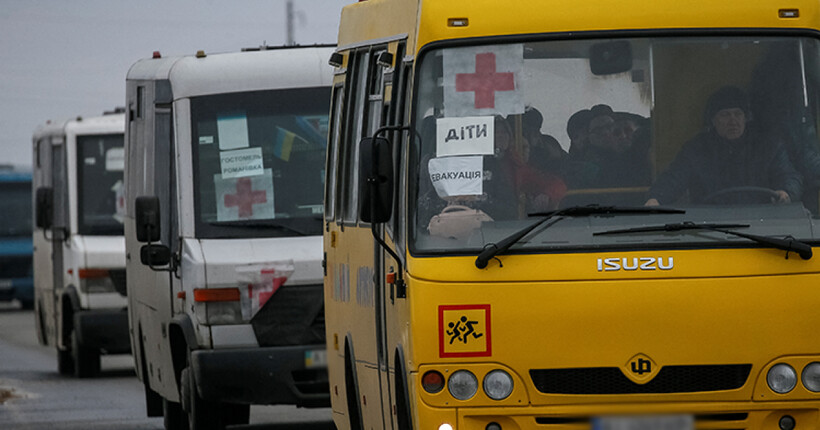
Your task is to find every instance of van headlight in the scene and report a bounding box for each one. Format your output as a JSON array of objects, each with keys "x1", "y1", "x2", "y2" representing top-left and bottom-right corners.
[
  {"x1": 483, "y1": 369, "x2": 513, "y2": 400},
  {"x1": 448, "y1": 370, "x2": 478, "y2": 400},
  {"x1": 768, "y1": 363, "x2": 797, "y2": 393}
]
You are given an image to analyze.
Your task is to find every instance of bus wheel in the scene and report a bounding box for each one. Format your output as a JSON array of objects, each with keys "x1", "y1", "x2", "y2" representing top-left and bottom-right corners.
[
  {"x1": 163, "y1": 398, "x2": 188, "y2": 430},
  {"x1": 182, "y1": 365, "x2": 246, "y2": 430},
  {"x1": 71, "y1": 329, "x2": 100, "y2": 378},
  {"x1": 345, "y1": 343, "x2": 363, "y2": 430}
]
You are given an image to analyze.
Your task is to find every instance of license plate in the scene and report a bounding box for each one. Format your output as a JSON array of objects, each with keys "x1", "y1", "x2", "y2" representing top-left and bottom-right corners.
[
  {"x1": 304, "y1": 349, "x2": 327, "y2": 368},
  {"x1": 591, "y1": 415, "x2": 694, "y2": 430}
]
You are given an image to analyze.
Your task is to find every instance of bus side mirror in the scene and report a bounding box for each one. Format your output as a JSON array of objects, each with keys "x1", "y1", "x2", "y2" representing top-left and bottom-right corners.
[
  {"x1": 358, "y1": 137, "x2": 394, "y2": 223},
  {"x1": 135, "y1": 196, "x2": 161, "y2": 243},
  {"x1": 140, "y1": 244, "x2": 171, "y2": 266},
  {"x1": 35, "y1": 187, "x2": 53, "y2": 229},
  {"x1": 590, "y1": 40, "x2": 632, "y2": 75}
]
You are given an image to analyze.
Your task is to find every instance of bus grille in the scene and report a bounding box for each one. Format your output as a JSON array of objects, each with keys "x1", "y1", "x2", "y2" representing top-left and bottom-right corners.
[
  {"x1": 251, "y1": 283, "x2": 325, "y2": 347},
  {"x1": 530, "y1": 364, "x2": 752, "y2": 394}
]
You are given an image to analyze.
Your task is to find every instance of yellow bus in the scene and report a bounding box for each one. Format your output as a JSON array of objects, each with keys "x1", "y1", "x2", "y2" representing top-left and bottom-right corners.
[{"x1": 323, "y1": 1, "x2": 820, "y2": 429}]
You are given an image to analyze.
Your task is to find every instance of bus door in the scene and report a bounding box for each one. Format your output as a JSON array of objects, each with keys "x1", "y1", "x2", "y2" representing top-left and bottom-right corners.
[{"x1": 371, "y1": 41, "x2": 410, "y2": 430}]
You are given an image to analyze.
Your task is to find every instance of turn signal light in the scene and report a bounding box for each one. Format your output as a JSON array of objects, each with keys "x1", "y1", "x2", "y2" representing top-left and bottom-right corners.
[{"x1": 193, "y1": 288, "x2": 240, "y2": 302}]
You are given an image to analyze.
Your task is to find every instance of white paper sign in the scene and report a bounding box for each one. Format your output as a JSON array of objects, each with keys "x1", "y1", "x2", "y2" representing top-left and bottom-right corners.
[
  {"x1": 428, "y1": 156, "x2": 483, "y2": 198},
  {"x1": 217, "y1": 113, "x2": 250, "y2": 150},
  {"x1": 220, "y1": 147, "x2": 264, "y2": 179},
  {"x1": 105, "y1": 147, "x2": 125, "y2": 171},
  {"x1": 214, "y1": 168, "x2": 275, "y2": 221},
  {"x1": 436, "y1": 116, "x2": 494, "y2": 157},
  {"x1": 443, "y1": 44, "x2": 524, "y2": 117}
]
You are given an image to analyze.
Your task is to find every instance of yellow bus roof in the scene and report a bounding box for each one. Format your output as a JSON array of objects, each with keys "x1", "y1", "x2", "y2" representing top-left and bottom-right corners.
[{"x1": 338, "y1": 0, "x2": 820, "y2": 54}]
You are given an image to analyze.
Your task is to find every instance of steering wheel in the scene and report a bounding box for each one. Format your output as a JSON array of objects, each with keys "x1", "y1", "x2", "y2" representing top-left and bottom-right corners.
[{"x1": 701, "y1": 186, "x2": 782, "y2": 204}]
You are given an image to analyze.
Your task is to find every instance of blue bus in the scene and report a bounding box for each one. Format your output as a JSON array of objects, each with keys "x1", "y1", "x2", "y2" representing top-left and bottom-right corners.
[{"x1": 0, "y1": 166, "x2": 33, "y2": 309}]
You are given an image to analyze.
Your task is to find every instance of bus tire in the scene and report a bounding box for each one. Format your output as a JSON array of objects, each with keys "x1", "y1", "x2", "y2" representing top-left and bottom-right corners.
[
  {"x1": 344, "y1": 341, "x2": 363, "y2": 430},
  {"x1": 182, "y1": 365, "x2": 229, "y2": 430},
  {"x1": 72, "y1": 328, "x2": 100, "y2": 378},
  {"x1": 163, "y1": 398, "x2": 188, "y2": 430}
]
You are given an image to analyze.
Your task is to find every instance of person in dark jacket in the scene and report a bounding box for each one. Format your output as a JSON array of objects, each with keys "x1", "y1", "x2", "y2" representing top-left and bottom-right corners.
[{"x1": 646, "y1": 86, "x2": 802, "y2": 206}]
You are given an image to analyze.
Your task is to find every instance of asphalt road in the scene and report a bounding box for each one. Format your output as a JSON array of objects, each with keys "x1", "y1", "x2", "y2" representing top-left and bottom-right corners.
[{"x1": 0, "y1": 301, "x2": 335, "y2": 430}]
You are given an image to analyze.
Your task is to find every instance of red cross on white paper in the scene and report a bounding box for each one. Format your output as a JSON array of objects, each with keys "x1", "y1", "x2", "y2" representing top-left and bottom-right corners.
[
  {"x1": 224, "y1": 177, "x2": 267, "y2": 218},
  {"x1": 455, "y1": 52, "x2": 515, "y2": 109}
]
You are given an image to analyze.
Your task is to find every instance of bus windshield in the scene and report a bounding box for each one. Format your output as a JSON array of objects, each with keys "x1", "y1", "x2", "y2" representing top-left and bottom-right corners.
[
  {"x1": 411, "y1": 35, "x2": 820, "y2": 254},
  {"x1": 0, "y1": 181, "x2": 31, "y2": 237},
  {"x1": 191, "y1": 87, "x2": 330, "y2": 239},
  {"x1": 77, "y1": 134, "x2": 124, "y2": 236}
]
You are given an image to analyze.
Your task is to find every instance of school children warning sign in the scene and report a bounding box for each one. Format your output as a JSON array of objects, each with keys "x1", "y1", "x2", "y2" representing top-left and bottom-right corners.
[
  {"x1": 439, "y1": 304, "x2": 492, "y2": 357},
  {"x1": 443, "y1": 44, "x2": 524, "y2": 117}
]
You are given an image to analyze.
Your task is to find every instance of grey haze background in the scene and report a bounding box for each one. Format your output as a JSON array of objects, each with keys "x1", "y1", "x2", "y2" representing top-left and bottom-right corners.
[{"x1": 0, "y1": 0, "x2": 352, "y2": 168}]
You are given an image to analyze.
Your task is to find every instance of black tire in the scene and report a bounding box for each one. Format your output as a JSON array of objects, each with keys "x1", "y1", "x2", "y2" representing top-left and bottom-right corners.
[
  {"x1": 163, "y1": 398, "x2": 188, "y2": 430},
  {"x1": 72, "y1": 329, "x2": 100, "y2": 378},
  {"x1": 57, "y1": 348, "x2": 74, "y2": 375}
]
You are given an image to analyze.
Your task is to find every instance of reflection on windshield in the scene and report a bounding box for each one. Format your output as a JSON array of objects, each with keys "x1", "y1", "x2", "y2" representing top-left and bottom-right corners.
[
  {"x1": 77, "y1": 134, "x2": 124, "y2": 236},
  {"x1": 412, "y1": 36, "x2": 820, "y2": 253},
  {"x1": 0, "y1": 183, "x2": 32, "y2": 237},
  {"x1": 192, "y1": 87, "x2": 330, "y2": 239}
]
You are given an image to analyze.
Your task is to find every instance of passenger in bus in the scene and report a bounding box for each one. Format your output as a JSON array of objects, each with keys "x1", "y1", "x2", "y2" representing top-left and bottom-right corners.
[
  {"x1": 566, "y1": 109, "x2": 593, "y2": 157},
  {"x1": 520, "y1": 107, "x2": 567, "y2": 172},
  {"x1": 496, "y1": 115, "x2": 567, "y2": 214},
  {"x1": 565, "y1": 104, "x2": 652, "y2": 188},
  {"x1": 645, "y1": 86, "x2": 802, "y2": 206}
]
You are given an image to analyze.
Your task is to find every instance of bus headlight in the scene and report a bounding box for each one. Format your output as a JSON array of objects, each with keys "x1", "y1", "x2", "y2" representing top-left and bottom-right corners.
[
  {"x1": 448, "y1": 370, "x2": 478, "y2": 400},
  {"x1": 802, "y1": 362, "x2": 820, "y2": 392},
  {"x1": 768, "y1": 363, "x2": 797, "y2": 393},
  {"x1": 483, "y1": 369, "x2": 513, "y2": 400}
]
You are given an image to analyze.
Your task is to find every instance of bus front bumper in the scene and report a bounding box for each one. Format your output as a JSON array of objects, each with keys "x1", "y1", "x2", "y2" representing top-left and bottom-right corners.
[{"x1": 190, "y1": 344, "x2": 329, "y2": 407}]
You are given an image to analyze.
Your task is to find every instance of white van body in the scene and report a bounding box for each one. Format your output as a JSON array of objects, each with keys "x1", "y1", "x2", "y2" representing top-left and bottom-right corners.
[
  {"x1": 124, "y1": 46, "x2": 334, "y2": 429},
  {"x1": 32, "y1": 111, "x2": 130, "y2": 378}
]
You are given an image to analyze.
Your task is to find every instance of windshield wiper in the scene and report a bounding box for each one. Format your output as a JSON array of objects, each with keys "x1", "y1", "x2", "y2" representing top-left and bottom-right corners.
[
  {"x1": 594, "y1": 221, "x2": 813, "y2": 260},
  {"x1": 208, "y1": 220, "x2": 313, "y2": 236},
  {"x1": 475, "y1": 205, "x2": 686, "y2": 269}
]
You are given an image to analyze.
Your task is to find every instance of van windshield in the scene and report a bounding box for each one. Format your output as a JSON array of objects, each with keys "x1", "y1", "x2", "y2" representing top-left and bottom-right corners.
[
  {"x1": 411, "y1": 35, "x2": 820, "y2": 254},
  {"x1": 191, "y1": 87, "x2": 330, "y2": 239},
  {"x1": 77, "y1": 133, "x2": 124, "y2": 236},
  {"x1": 0, "y1": 181, "x2": 31, "y2": 237}
]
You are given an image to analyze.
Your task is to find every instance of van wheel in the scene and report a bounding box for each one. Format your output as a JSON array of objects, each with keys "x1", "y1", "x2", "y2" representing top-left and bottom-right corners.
[
  {"x1": 163, "y1": 398, "x2": 188, "y2": 430},
  {"x1": 72, "y1": 329, "x2": 100, "y2": 378},
  {"x1": 57, "y1": 347, "x2": 74, "y2": 375}
]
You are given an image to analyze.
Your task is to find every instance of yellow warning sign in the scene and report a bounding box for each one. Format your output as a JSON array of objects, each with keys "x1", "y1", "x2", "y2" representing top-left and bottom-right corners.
[{"x1": 438, "y1": 305, "x2": 491, "y2": 357}]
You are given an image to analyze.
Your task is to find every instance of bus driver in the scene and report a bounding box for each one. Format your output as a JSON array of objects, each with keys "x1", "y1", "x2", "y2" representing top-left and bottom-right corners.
[{"x1": 646, "y1": 86, "x2": 802, "y2": 206}]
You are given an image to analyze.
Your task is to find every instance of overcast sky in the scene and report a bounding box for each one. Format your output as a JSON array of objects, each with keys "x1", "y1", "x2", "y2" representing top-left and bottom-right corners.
[{"x1": 0, "y1": 0, "x2": 352, "y2": 168}]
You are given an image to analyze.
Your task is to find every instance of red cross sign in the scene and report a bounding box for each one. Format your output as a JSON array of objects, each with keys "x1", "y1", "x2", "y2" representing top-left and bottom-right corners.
[
  {"x1": 224, "y1": 177, "x2": 267, "y2": 218},
  {"x1": 455, "y1": 52, "x2": 515, "y2": 109}
]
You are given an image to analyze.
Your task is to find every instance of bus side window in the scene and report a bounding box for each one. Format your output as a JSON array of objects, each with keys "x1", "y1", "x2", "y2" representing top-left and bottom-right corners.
[
  {"x1": 340, "y1": 50, "x2": 370, "y2": 224},
  {"x1": 326, "y1": 84, "x2": 344, "y2": 222}
]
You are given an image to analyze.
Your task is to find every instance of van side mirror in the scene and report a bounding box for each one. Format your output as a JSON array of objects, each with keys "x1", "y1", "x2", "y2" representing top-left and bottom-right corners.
[
  {"x1": 140, "y1": 244, "x2": 171, "y2": 266},
  {"x1": 35, "y1": 187, "x2": 53, "y2": 229},
  {"x1": 590, "y1": 41, "x2": 632, "y2": 75},
  {"x1": 135, "y1": 196, "x2": 161, "y2": 243},
  {"x1": 358, "y1": 137, "x2": 394, "y2": 223}
]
